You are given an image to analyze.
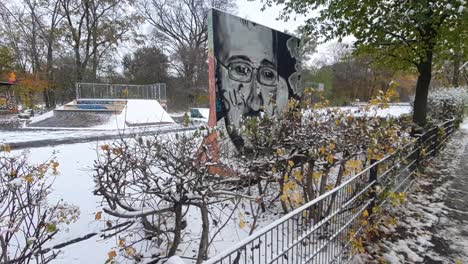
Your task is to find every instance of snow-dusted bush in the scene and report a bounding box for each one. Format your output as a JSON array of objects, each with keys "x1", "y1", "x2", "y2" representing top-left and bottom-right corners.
[
  {"x1": 0, "y1": 145, "x2": 79, "y2": 264},
  {"x1": 93, "y1": 133, "x2": 252, "y2": 264},
  {"x1": 92, "y1": 87, "x2": 414, "y2": 263},
  {"x1": 237, "y1": 88, "x2": 413, "y2": 216},
  {"x1": 426, "y1": 87, "x2": 467, "y2": 123}
]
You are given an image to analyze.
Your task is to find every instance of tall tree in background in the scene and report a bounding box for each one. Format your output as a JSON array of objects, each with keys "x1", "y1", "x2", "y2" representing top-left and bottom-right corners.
[
  {"x1": 60, "y1": 0, "x2": 141, "y2": 82},
  {"x1": 270, "y1": 0, "x2": 467, "y2": 126},
  {"x1": 140, "y1": 0, "x2": 236, "y2": 107},
  {"x1": 123, "y1": 46, "x2": 169, "y2": 84}
]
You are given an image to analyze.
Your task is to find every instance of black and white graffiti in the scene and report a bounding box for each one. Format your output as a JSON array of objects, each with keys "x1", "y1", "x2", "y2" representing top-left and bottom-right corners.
[{"x1": 209, "y1": 9, "x2": 302, "y2": 149}]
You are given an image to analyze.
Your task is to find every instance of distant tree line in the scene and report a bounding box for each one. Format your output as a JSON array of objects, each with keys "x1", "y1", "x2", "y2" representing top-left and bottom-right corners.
[{"x1": 0, "y1": 0, "x2": 236, "y2": 110}]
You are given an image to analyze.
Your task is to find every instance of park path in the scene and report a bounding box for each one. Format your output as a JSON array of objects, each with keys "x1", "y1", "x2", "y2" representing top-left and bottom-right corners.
[{"x1": 360, "y1": 119, "x2": 468, "y2": 264}]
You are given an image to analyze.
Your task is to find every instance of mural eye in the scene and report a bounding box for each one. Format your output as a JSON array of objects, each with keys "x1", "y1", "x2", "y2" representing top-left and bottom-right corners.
[
  {"x1": 228, "y1": 62, "x2": 252, "y2": 82},
  {"x1": 259, "y1": 68, "x2": 277, "y2": 86},
  {"x1": 234, "y1": 65, "x2": 250, "y2": 76},
  {"x1": 262, "y1": 70, "x2": 275, "y2": 80}
]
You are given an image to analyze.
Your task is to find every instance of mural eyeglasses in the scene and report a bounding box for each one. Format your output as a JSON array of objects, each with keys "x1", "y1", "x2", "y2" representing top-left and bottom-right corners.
[{"x1": 218, "y1": 60, "x2": 278, "y2": 87}]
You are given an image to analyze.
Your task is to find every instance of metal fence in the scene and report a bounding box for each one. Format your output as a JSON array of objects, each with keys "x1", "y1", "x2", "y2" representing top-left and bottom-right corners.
[
  {"x1": 204, "y1": 118, "x2": 457, "y2": 264},
  {"x1": 75, "y1": 83, "x2": 166, "y2": 101}
]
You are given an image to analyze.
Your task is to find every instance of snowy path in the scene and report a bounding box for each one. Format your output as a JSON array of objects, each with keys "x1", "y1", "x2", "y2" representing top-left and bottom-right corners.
[{"x1": 362, "y1": 120, "x2": 468, "y2": 264}]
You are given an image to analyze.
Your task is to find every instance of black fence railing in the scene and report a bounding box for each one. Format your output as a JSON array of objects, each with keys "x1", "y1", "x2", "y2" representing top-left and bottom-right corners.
[{"x1": 204, "y1": 118, "x2": 458, "y2": 264}]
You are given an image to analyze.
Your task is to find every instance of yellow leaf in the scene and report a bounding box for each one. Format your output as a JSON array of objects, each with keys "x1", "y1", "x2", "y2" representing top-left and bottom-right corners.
[
  {"x1": 101, "y1": 145, "x2": 110, "y2": 151},
  {"x1": 313, "y1": 171, "x2": 322, "y2": 180},
  {"x1": 319, "y1": 146, "x2": 327, "y2": 154},
  {"x1": 362, "y1": 210, "x2": 369, "y2": 218},
  {"x1": 108, "y1": 250, "x2": 117, "y2": 259},
  {"x1": 125, "y1": 246, "x2": 136, "y2": 256},
  {"x1": 52, "y1": 161, "x2": 59, "y2": 173},
  {"x1": 346, "y1": 160, "x2": 362, "y2": 170},
  {"x1": 95, "y1": 211, "x2": 102, "y2": 221},
  {"x1": 24, "y1": 174, "x2": 34, "y2": 183},
  {"x1": 112, "y1": 148, "x2": 122, "y2": 155},
  {"x1": 327, "y1": 154, "x2": 334, "y2": 164},
  {"x1": 4, "y1": 145, "x2": 11, "y2": 153},
  {"x1": 329, "y1": 143, "x2": 335, "y2": 151},
  {"x1": 293, "y1": 171, "x2": 304, "y2": 181},
  {"x1": 276, "y1": 148, "x2": 285, "y2": 155},
  {"x1": 280, "y1": 194, "x2": 288, "y2": 202},
  {"x1": 361, "y1": 219, "x2": 368, "y2": 226},
  {"x1": 119, "y1": 239, "x2": 125, "y2": 247},
  {"x1": 239, "y1": 216, "x2": 246, "y2": 229},
  {"x1": 288, "y1": 160, "x2": 294, "y2": 167}
]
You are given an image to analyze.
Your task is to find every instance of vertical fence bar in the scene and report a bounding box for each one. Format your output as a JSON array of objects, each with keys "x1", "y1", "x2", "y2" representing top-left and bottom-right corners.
[
  {"x1": 75, "y1": 83, "x2": 79, "y2": 99},
  {"x1": 368, "y1": 159, "x2": 378, "y2": 215}
]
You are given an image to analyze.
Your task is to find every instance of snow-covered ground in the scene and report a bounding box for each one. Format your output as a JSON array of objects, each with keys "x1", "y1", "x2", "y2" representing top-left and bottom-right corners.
[{"x1": 0, "y1": 124, "x2": 186, "y2": 146}]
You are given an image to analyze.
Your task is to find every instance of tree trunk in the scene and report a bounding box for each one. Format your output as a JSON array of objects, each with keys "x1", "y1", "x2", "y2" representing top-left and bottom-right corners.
[
  {"x1": 196, "y1": 203, "x2": 209, "y2": 264},
  {"x1": 452, "y1": 52, "x2": 461, "y2": 87},
  {"x1": 75, "y1": 44, "x2": 83, "y2": 82},
  {"x1": 413, "y1": 50, "x2": 433, "y2": 127},
  {"x1": 168, "y1": 203, "x2": 182, "y2": 256}
]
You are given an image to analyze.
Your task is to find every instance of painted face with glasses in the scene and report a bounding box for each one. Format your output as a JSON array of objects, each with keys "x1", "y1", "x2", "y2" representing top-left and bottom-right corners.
[{"x1": 217, "y1": 54, "x2": 289, "y2": 147}]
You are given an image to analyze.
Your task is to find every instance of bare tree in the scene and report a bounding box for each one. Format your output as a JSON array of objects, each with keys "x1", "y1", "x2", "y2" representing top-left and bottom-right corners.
[
  {"x1": 140, "y1": 0, "x2": 236, "y2": 107},
  {"x1": 59, "y1": 0, "x2": 141, "y2": 82}
]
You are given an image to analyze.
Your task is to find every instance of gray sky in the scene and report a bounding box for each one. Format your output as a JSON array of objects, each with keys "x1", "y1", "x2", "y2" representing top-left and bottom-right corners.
[{"x1": 236, "y1": 0, "x2": 309, "y2": 33}]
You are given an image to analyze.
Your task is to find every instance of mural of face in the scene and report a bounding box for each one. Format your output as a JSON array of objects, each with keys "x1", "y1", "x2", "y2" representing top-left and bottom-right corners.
[{"x1": 210, "y1": 9, "x2": 301, "y2": 149}]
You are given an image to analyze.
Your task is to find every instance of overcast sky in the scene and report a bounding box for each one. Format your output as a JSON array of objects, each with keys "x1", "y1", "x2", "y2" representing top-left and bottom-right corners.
[{"x1": 236, "y1": 0, "x2": 309, "y2": 33}]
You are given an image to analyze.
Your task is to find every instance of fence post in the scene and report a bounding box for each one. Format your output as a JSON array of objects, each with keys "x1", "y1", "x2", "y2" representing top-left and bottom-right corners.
[
  {"x1": 416, "y1": 135, "x2": 423, "y2": 166},
  {"x1": 368, "y1": 159, "x2": 378, "y2": 215}
]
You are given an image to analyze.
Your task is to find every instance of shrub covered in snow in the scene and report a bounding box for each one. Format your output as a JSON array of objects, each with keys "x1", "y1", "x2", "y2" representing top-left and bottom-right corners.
[
  {"x1": 92, "y1": 87, "x2": 415, "y2": 262},
  {"x1": 0, "y1": 145, "x2": 79, "y2": 264},
  {"x1": 425, "y1": 87, "x2": 467, "y2": 123}
]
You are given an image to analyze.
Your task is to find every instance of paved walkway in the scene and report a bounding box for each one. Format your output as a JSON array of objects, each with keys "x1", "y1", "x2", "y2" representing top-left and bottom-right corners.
[{"x1": 361, "y1": 120, "x2": 468, "y2": 264}]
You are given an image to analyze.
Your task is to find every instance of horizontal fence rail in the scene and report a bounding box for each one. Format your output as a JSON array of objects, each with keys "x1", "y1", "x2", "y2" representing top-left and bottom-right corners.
[
  {"x1": 204, "y1": 118, "x2": 457, "y2": 264},
  {"x1": 75, "y1": 83, "x2": 166, "y2": 101}
]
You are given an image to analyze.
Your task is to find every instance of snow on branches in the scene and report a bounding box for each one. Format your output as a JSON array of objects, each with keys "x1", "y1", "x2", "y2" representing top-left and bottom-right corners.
[{"x1": 0, "y1": 145, "x2": 79, "y2": 264}]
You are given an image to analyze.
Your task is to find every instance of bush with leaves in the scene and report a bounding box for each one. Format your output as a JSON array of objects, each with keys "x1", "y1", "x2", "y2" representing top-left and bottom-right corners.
[
  {"x1": 235, "y1": 88, "x2": 412, "y2": 221},
  {"x1": 0, "y1": 145, "x2": 79, "y2": 264},
  {"x1": 92, "y1": 87, "x2": 414, "y2": 262},
  {"x1": 93, "y1": 133, "x2": 254, "y2": 263},
  {"x1": 422, "y1": 87, "x2": 467, "y2": 124}
]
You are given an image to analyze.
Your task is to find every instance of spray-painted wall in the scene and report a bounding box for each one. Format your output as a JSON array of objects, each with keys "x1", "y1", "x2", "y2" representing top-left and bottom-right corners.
[
  {"x1": 207, "y1": 9, "x2": 302, "y2": 149},
  {"x1": 0, "y1": 88, "x2": 17, "y2": 112}
]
